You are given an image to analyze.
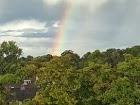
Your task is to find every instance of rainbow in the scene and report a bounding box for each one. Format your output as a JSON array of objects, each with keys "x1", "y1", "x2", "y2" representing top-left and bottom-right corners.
[
  {"x1": 51, "y1": 1, "x2": 96, "y2": 55},
  {"x1": 50, "y1": 0, "x2": 108, "y2": 56},
  {"x1": 52, "y1": 1, "x2": 74, "y2": 55}
]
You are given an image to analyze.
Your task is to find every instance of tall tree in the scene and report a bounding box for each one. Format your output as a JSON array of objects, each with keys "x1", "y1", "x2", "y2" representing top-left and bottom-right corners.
[{"x1": 0, "y1": 41, "x2": 22, "y2": 74}]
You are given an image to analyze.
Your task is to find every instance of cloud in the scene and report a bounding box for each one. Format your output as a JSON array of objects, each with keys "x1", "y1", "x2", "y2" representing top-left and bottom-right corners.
[
  {"x1": 0, "y1": 0, "x2": 140, "y2": 56},
  {"x1": 52, "y1": 21, "x2": 61, "y2": 28},
  {"x1": 0, "y1": 35, "x2": 54, "y2": 56},
  {"x1": 57, "y1": 0, "x2": 140, "y2": 55},
  {"x1": 0, "y1": 20, "x2": 49, "y2": 37},
  {"x1": 0, "y1": 0, "x2": 67, "y2": 23},
  {"x1": 0, "y1": 19, "x2": 55, "y2": 56},
  {"x1": 0, "y1": 0, "x2": 50, "y2": 24},
  {"x1": 0, "y1": 20, "x2": 47, "y2": 31},
  {"x1": 43, "y1": 0, "x2": 63, "y2": 5},
  {"x1": 43, "y1": 0, "x2": 108, "y2": 6}
]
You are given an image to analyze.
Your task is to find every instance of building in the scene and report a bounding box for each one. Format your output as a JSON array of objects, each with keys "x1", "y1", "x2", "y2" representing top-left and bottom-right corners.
[{"x1": 5, "y1": 80, "x2": 38, "y2": 101}]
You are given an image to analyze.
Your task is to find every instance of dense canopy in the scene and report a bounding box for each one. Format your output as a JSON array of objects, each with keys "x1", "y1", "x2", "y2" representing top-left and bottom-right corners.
[{"x1": 0, "y1": 41, "x2": 140, "y2": 105}]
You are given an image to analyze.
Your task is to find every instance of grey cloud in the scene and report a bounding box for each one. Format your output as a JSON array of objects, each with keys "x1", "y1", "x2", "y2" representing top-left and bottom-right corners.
[
  {"x1": 0, "y1": 0, "x2": 140, "y2": 56},
  {"x1": 56, "y1": 0, "x2": 140, "y2": 55},
  {"x1": 0, "y1": 0, "x2": 67, "y2": 24},
  {"x1": 1, "y1": 27, "x2": 58, "y2": 38}
]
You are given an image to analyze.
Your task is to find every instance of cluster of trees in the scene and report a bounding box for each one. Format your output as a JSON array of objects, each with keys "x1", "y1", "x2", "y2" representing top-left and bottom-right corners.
[{"x1": 0, "y1": 41, "x2": 140, "y2": 105}]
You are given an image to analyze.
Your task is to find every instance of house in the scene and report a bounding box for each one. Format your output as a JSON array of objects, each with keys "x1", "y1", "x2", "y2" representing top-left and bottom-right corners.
[{"x1": 5, "y1": 80, "x2": 38, "y2": 101}]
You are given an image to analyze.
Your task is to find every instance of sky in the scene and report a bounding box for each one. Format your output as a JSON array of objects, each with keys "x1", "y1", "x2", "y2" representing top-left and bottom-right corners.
[{"x1": 0, "y1": 0, "x2": 140, "y2": 56}]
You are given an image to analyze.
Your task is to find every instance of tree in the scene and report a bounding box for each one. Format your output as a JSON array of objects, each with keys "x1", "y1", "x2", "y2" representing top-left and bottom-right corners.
[
  {"x1": 61, "y1": 50, "x2": 80, "y2": 69},
  {"x1": 101, "y1": 77, "x2": 140, "y2": 105},
  {"x1": 104, "y1": 49, "x2": 124, "y2": 68},
  {"x1": 81, "y1": 50, "x2": 105, "y2": 67},
  {"x1": 0, "y1": 83, "x2": 7, "y2": 105},
  {"x1": 0, "y1": 41, "x2": 140, "y2": 105},
  {"x1": 100, "y1": 55, "x2": 140, "y2": 105},
  {"x1": 117, "y1": 54, "x2": 140, "y2": 85},
  {"x1": 125, "y1": 46, "x2": 140, "y2": 57},
  {"x1": 0, "y1": 74, "x2": 20, "y2": 84},
  {"x1": 0, "y1": 41, "x2": 22, "y2": 74}
]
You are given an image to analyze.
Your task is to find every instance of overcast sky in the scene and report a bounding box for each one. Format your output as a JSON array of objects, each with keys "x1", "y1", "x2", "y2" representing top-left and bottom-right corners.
[{"x1": 0, "y1": 0, "x2": 140, "y2": 56}]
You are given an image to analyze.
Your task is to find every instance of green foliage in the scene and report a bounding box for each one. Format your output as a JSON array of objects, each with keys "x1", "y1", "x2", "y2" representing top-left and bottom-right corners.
[
  {"x1": 0, "y1": 41, "x2": 22, "y2": 74},
  {"x1": 125, "y1": 46, "x2": 140, "y2": 57},
  {"x1": 81, "y1": 50, "x2": 105, "y2": 67},
  {"x1": 101, "y1": 77, "x2": 140, "y2": 105},
  {"x1": 0, "y1": 41, "x2": 140, "y2": 105},
  {"x1": 0, "y1": 83, "x2": 7, "y2": 105},
  {"x1": 0, "y1": 74, "x2": 20, "y2": 84}
]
